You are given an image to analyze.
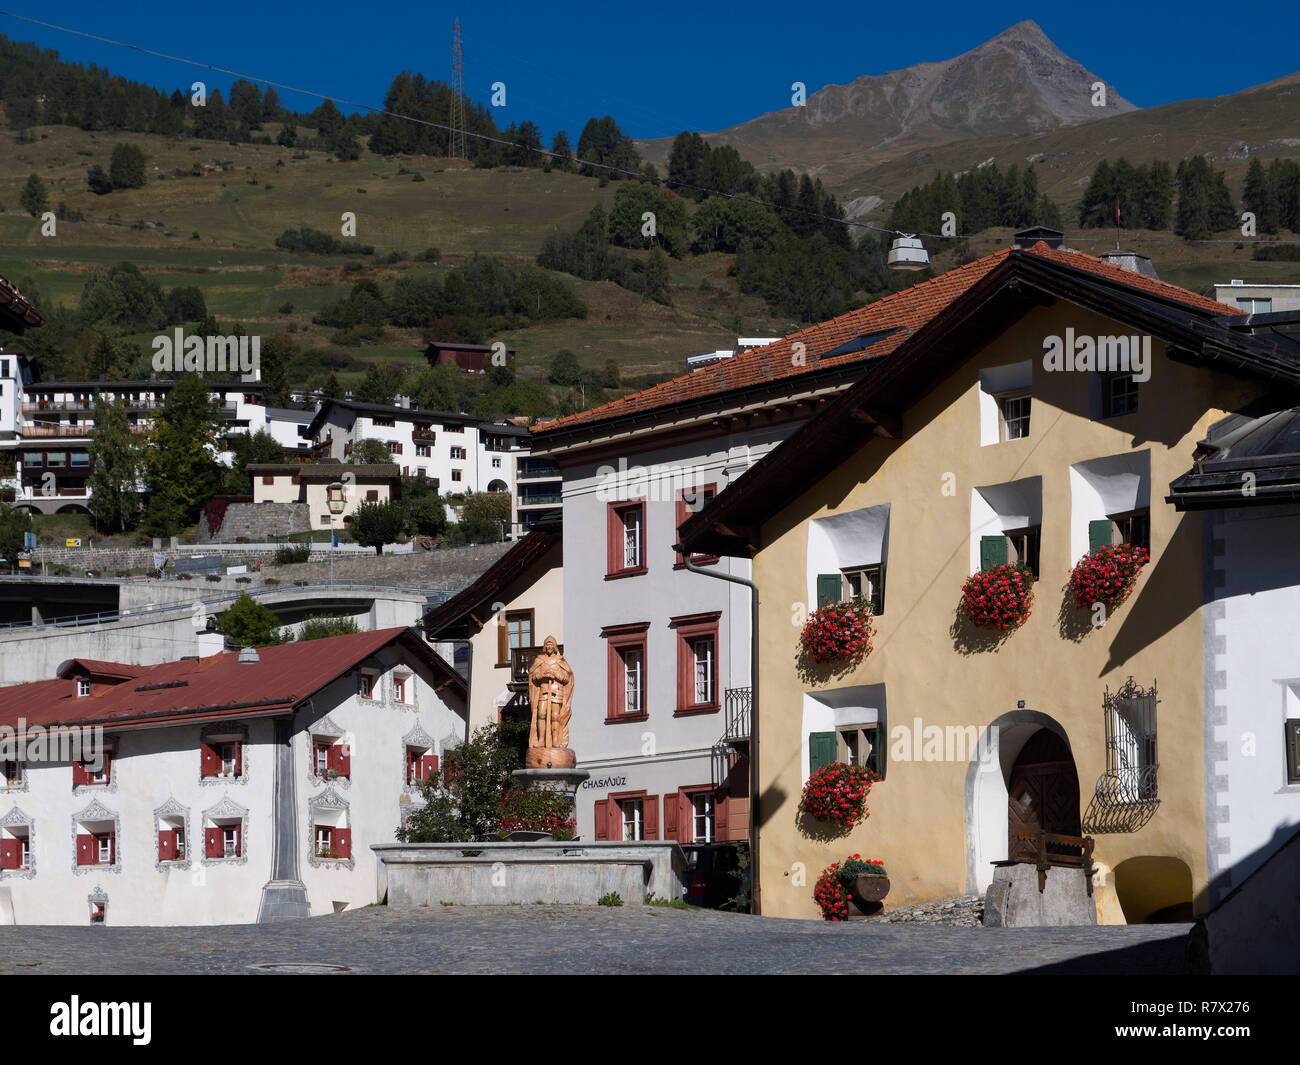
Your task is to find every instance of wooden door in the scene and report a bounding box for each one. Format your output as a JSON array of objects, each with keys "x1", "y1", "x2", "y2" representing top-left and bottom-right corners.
[{"x1": 1007, "y1": 730, "x2": 1080, "y2": 861}]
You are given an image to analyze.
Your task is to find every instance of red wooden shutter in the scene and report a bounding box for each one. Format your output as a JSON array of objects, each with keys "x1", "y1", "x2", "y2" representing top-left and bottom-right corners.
[
  {"x1": 205, "y1": 828, "x2": 221, "y2": 858},
  {"x1": 0, "y1": 838, "x2": 18, "y2": 869},
  {"x1": 201, "y1": 743, "x2": 219, "y2": 778},
  {"x1": 420, "y1": 754, "x2": 439, "y2": 782},
  {"x1": 102, "y1": 751, "x2": 112, "y2": 784},
  {"x1": 76, "y1": 833, "x2": 94, "y2": 865},
  {"x1": 330, "y1": 742, "x2": 351, "y2": 778},
  {"x1": 105, "y1": 833, "x2": 115, "y2": 864},
  {"x1": 234, "y1": 825, "x2": 242, "y2": 857},
  {"x1": 406, "y1": 750, "x2": 417, "y2": 783},
  {"x1": 72, "y1": 761, "x2": 88, "y2": 787},
  {"x1": 607, "y1": 800, "x2": 623, "y2": 842},
  {"x1": 674, "y1": 495, "x2": 688, "y2": 565},
  {"x1": 233, "y1": 742, "x2": 242, "y2": 777},
  {"x1": 158, "y1": 829, "x2": 176, "y2": 861},
  {"x1": 606, "y1": 505, "x2": 619, "y2": 575},
  {"x1": 662, "y1": 793, "x2": 678, "y2": 841},
  {"x1": 643, "y1": 795, "x2": 660, "y2": 840},
  {"x1": 715, "y1": 791, "x2": 729, "y2": 842},
  {"x1": 593, "y1": 800, "x2": 609, "y2": 840},
  {"x1": 677, "y1": 793, "x2": 691, "y2": 844},
  {"x1": 334, "y1": 829, "x2": 352, "y2": 859}
]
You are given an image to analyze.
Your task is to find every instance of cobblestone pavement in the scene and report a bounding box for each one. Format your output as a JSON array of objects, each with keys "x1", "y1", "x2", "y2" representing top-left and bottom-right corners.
[{"x1": 0, "y1": 905, "x2": 1192, "y2": 975}]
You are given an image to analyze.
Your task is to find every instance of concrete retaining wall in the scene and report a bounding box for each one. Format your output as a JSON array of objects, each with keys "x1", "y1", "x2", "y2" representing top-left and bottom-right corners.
[{"x1": 200, "y1": 502, "x2": 311, "y2": 543}]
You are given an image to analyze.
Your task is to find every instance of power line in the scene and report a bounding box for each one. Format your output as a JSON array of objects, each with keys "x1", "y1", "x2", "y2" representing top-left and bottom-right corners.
[{"x1": 4, "y1": 9, "x2": 1300, "y2": 249}]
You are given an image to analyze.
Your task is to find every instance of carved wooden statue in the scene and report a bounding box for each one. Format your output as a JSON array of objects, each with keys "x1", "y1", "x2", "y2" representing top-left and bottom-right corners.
[{"x1": 525, "y1": 635, "x2": 576, "y2": 768}]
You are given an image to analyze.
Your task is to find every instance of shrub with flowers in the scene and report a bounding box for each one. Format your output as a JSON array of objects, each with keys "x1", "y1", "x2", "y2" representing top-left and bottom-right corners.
[
  {"x1": 1069, "y1": 543, "x2": 1150, "y2": 612},
  {"x1": 813, "y1": 854, "x2": 888, "y2": 920},
  {"x1": 800, "y1": 762, "x2": 875, "y2": 826},
  {"x1": 496, "y1": 788, "x2": 576, "y2": 841},
  {"x1": 800, "y1": 597, "x2": 876, "y2": 664},
  {"x1": 959, "y1": 562, "x2": 1035, "y2": 630}
]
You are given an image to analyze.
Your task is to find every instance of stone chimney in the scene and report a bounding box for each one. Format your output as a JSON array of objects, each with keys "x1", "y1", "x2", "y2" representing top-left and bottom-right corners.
[{"x1": 1098, "y1": 249, "x2": 1159, "y2": 281}]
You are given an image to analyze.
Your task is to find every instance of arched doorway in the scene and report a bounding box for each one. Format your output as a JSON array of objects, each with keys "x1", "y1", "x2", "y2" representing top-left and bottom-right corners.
[{"x1": 1006, "y1": 729, "x2": 1081, "y2": 861}]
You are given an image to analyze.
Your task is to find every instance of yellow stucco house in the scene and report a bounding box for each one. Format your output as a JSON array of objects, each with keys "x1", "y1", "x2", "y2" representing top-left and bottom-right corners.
[{"x1": 678, "y1": 242, "x2": 1296, "y2": 923}]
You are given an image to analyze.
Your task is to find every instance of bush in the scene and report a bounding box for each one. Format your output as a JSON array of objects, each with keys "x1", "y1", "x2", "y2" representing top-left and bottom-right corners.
[
  {"x1": 273, "y1": 544, "x2": 310, "y2": 565},
  {"x1": 298, "y1": 615, "x2": 361, "y2": 641},
  {"x1": 496, "y1": 788, "x2": 576, "y2": 839},
  {"x1": 217, "y1": 592, "x2": 288, "y2": 647},
  {"x1": 396, "y1": 724, "x2": 520, "y2": 843},
  {"x1": 597, "y1": 892, "x2": 624, "y2": 907}
]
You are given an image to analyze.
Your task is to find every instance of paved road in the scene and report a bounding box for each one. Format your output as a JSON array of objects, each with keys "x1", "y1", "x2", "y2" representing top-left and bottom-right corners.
[{"x1": 0, "y1": 905, "x2": 1192, "y2": 975}]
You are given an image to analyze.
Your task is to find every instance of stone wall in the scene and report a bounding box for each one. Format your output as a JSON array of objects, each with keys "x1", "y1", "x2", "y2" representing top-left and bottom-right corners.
[{"x1": 199, "y1": 502, "x2": 311, "y2": 543}]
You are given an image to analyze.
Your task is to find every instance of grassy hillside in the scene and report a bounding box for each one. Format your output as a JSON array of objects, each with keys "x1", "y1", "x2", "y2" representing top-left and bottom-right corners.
[{"x1": 0, "y1": 123, "x2": 789, "y2": 389}]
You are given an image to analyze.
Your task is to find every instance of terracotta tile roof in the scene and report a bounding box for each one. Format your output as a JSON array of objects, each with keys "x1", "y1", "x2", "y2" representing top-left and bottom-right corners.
[
  {"x1": 533, "y1": 243, "x2": 1241, "y2": 437},
  {"x1": 0, "y1": 627, "x2": 462, "y2": 732}
]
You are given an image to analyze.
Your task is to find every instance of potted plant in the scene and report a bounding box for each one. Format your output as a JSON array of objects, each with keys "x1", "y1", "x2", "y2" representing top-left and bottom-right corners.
[
  {"x1": 814, "y1": 855, "x2": 889, "y2": 920},
  {"x1": 1069, "y1": 543, "x2": 1149, "y2": 614},
  {"x1": 800, "y1": 762, "x2": 875, "y2": 828},
  {"x1": 800, "y1": 598, "x2": 876, "y2": 664},
  {"x1": 959, "y1": 562, "x2": 1035, "y2": 630},
  {"x1": 317, "y1": 846, "x2": 341, "y2": 859}
]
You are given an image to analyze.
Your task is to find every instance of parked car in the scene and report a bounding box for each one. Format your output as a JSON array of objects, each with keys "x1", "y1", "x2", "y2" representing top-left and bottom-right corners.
[{"x1": 679, "y1": 842, "x2": 749, "y2": 911}]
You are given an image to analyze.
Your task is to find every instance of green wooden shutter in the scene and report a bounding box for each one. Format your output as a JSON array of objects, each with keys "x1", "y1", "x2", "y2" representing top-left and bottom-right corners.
[
  {"x1": 872, "y1": 564, "x2": 886, "y2": 616},
  {"x1": 809, "y1": 731, "x2": 837, "y2": 774},
  {"x1": 816, "y1": 573, "x2": 841, "y2": 608},
  {"x1": 1286, "y1": 720, "x2": 1300, "y2": 786},
  {"x1": 1089, "y1": 519, "x2": 1114, "y2": 551},
  {"x1": 979, "y1": 535, "x2": 1008, "y2": 571}
]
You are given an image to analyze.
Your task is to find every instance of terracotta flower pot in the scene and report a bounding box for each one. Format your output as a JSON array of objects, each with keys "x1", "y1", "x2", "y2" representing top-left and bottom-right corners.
[{"x1": 849, "y1": 874, "x2": 890, "y2": 910}]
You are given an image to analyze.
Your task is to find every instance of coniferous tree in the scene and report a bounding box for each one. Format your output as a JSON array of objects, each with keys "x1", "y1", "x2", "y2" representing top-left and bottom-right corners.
[
  {"x1": 19, "y1": 173, "x2": 47, "y2": 217},
  {"x1": 1242, "y1": 158, "x2": 1279, "y2": 234},
  {"x1": 88, "y1": 396, "x2": 142, "y2": 533}
]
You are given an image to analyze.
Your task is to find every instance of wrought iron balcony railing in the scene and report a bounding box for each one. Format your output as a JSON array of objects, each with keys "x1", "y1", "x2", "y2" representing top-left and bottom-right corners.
[{"x1": 723, "y1": 687, "x2": 751, "y2": 744}]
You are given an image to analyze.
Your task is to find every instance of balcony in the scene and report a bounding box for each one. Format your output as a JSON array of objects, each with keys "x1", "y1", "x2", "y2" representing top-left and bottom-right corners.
[
  {"x1": 507, "y1": 643, "x2": 564, "y2": 693},
  {"x1": 517, "y1": 491, "x2": 562, "y2": 508},
  {"x1": 412, "y1": 428, "x2": 437, "y2": 444},
  {"x1": 517, "y1": 458, "x2": 561, "y2": 480},
  {"x1": 21, "y1": 423, "x2": 96, "y2": 439},
  {"x1": 722, "y1": 687, "x2": 751, "y2": 745}
]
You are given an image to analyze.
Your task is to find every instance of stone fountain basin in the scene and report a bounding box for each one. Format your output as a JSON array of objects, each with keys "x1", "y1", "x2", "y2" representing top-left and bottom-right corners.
[{"x1": 371, "y1": 841, "x2": 688, "y2": 907}]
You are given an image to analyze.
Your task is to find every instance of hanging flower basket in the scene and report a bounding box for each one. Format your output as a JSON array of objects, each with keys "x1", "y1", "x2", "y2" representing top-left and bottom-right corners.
[
  {"x1": 1069, "y1": 544, "x2": 1150, "y2": 613},
  {"x1": 800, "y1": 762, "x2": 875, "y2": 827},
  {"x1": 800, "y1": 598, "x2": 876, "y2": 664},
  {"x1": 959, "y1": 563, "x2": 1035, "y2": 630},
  {"x1": 814, "y1": 855, "x2": 889, "y2": 920}
]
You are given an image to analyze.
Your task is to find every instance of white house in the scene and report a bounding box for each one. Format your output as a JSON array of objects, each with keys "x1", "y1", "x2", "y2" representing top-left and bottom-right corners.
[{"x1": 0, "y1": 627, "x2": 466, "y2": 925}]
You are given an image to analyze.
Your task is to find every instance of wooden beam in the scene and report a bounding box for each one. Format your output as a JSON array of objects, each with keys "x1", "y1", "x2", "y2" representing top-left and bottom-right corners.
[{"x1": 849, "y1": 407, "x2": 901, "y2": 439}]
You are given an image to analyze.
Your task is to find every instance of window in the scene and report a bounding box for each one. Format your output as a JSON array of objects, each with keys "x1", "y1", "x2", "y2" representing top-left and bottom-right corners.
[
  {"x1": 998, "y1": 392, "x2": 1031, "y2": 441},
  {"x1": 450, "y1": 446, "x2": 466, "y2": 460},
  {"x1": 312, "y1": 737, "x2": 351, "y2": 779},
  {"x1": 74, "y1": 753, "x2": 112, "y2": 787},
  {"x1": 0, "y1": 829, "x2": 29, "y2": 871},
  {"x1": 222, "y1": 825, "x2": 238, "y2": 857},
  {"x1": 842, "y1": 565, "x2": 885, "y2": 615},
  {"x1": 603, "y1": 623, "x2": 649, "y2": 722},
  {"x1": 393, "y1": 674, "x2": 410, "y2": 704},
  {"x1": 97, "y1": 834, "x2": 113, "y2": 863},
  {"x1": 387, "y1": 441, "x2": 402, "y2": 455},
  {"x1": 619, "y1": 798, "x2": 643, "y2": 841},
  {"x1": 71, "y1": 452, "x2": 90, "y2": 468},
  {"x1": 492, "y1": 457, "x2": 501, "y2": 468},
  {"x1": 0, "y1": 761, "x2": 21, "y2": 788},
  {"x1": 77, "y1": 678, "x2": 91, "y2": 698},
  {"x1": 675, "y1": 485, "x2": 719, "y2": 567},
  {"x1": 365, "y1": 489, "x2": 379, "y2": 501},
  {"x1": 981, "y1": 528, "x2": 1040, "y2": 579},
  {"x1": 21, "y1": 452, "x2": 41, "y2": 467},
  {"x1": 201, "y1": 738, "x2": 242, "y2": 779},
  {"x1": 416, "y1": 445, "x2": 431, "y2": 458},
  {"x1": 316, "y1": 826, "x2": 334, "y2": 855},
  {"x1": 1285, "y1": 719, "x2": 1300, "y2": 786},
  {"x1": 371, "y1": 417, "x2": 395, "y2": 428},
  {"x1": 444, "y1": 424, "x2": 464, "y2": 434},
  {"x1": 672, "y1": 612, "x2": 720, "y2": 713},
  {"x1": 498, "y1": 610, "x2": 534, "y2": 666},
  {"x1": 837, "y1": 724, "x2": 884, "y2": 777},
  {"x1": 607, "y1": 502, "x2": 645, "y2": 577},
  {"x1": 157, "y1": 822, "x2": 185, "y2": 862},
  {"x1": 1103, "y1": 373, "x2": 1140, "y2": 417},
  {"x1": 451, "y1": 470, "x2": 462, "y2": 482},
  {"x1": 358, "y1": 671, "x2": 377, "y2": 699},
  {"x1": 1237, "y1": 297, "x2": 1272, "y2": 313},
  {"x1": 46, "y1": 451, "x2": 66, "y2": 468},
  {"x1": 76, "y1": 828, "x2": 116, "y2": 867},
  {"x1": 19, "y1": 836, "x2": 29, "y2": 870},
  {"x1": 691, "y1": 793, "x2": 714, "y2": 843},
  {"x1": 408, "y1": 748, "x2": 438, "y2": 785},
  {"x1": 313, "y1": 741, "x2": 330, "y2": 776},
  {"x1": 1090, "y1": 510, "x2": 1150, "y2": 553}
]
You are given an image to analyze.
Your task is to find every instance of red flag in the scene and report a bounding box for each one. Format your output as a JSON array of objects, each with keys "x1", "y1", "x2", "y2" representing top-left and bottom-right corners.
[{"x1": 1115, "y1": 199, "x2": 1121, "y2": 227}]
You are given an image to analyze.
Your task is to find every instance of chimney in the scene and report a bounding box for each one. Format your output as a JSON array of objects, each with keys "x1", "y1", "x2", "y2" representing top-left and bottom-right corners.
[
  {"x1": 238, "y1": 646, "x2": 260, "y2": 664},
  {"x1": 1012, "y1": 226, "x2": 1064, "y2": 251},
  {"x1": 1098, "y1": 249, "x2": 1159, "y2": 281}
]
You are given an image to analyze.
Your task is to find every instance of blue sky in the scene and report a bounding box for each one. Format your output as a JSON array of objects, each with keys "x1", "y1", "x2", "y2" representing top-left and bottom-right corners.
[{"x1": 5, "y1": 2, "x2": 1297, "y2": 142}]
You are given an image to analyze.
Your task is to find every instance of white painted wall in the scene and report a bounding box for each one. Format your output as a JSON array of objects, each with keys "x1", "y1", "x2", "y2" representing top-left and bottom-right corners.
[
  {"x1": 968, "y1": 477, "x2": 1043, "y2": 574},
  {"x1": 806, "y1": 504, "x2": 890, "y2": 608},
  {"x1": 1068, "y1": 451, "x2": 1150, "y2": 565}
]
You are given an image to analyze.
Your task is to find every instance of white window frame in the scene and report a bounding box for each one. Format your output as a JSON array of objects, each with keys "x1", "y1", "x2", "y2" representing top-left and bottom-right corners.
[
  {"x1": 97, "y1": 835, "x2": 111, "y2": 863},
  {"x1": 691, "y1": 793, "x2": 714, "y2": 844},
  {"x1": 222, "y1": 825, "x2": 238, "y2": 857},
  {"x1": 623, "y1": 647, "x2": 643, "y2": 715},
  {"x1": 220, "y1": 742, "x2": 237, "y2": 775},
  {"x1": 77, "y1": 678, "x2": 92, "y2": 698},
  {"x1": 997, "y1": 390, "x2": 1031, "y2": 441},
  {"x1": 692, "y1": 637, "x2": 714, "y2": 705},
  {"x1": 620, "y1": 798, "x2": 643, "y2": 841},
  {"x1": 622, "y1": 508, "x2": 642, "y2": 569}
]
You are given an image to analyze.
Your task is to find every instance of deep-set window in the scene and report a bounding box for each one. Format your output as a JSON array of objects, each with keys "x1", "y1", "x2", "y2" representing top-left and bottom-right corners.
[{"x1": 998, "y1": 392, "x2": 1031, "y2": 440}]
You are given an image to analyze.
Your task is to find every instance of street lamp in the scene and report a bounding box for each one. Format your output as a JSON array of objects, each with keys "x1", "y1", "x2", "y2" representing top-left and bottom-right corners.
[{"x1": 327, "y1": 481, "x2": 346, "y2": 585}]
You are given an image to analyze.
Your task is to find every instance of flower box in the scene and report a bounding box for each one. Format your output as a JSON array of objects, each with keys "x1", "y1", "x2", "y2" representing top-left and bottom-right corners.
[
  {"x1": 800, "y1": 598, "x2": 876, "y2": 664},
  {"x1": 1068, "y1": 544, "x2": 1149, "y2": 613},
  {"x1": 959, "y1": 562, "x2": 1035, "y2": 630},
  {"x1": 814, "y1": 856, "x2": 889, "y2": 920},
  {"x1": 800, "y1": 762, "x2": 875, "y2": 827}
]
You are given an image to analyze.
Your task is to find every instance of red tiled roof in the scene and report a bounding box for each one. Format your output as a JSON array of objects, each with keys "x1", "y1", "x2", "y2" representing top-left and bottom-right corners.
[
  {"x1": 65, "y1": 660, "x2": 147, "y2": 681},
  {"x1": 533, "y1": 243, "x2": 1241, "y2": 437},
  {"x1": 0, "y1": 273, "x2": 42, "y2": 331},
  {"x1": 0, "y1": 627, "x2": 461, "y2": 732}
]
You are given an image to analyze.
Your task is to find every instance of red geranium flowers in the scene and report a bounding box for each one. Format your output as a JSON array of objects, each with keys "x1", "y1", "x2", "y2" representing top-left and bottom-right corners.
[
  {"x1": 801, "y1": 762, "x2": 875, "y2": 827},
  {"x1": 959, "y1": 562, "x2": 1035, "y2": 630},
  {"x1": 801, "y1": 599, "x2": 876, "y2": 664},
  {"x1": 1069, "y1": 543, "x2": 1149, "y2": 613}
]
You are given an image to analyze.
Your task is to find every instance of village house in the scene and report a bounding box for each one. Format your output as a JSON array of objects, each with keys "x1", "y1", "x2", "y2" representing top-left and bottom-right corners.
[
  {"x1": 0, "y1": 628, "x2": 466, "y2": 925},
  {"x1": 247, "y1": 462, "x2": 403, "y2": 532},
  {"x1": 677, "y1": 243, "x2": 1299, "y2": 921},
  {"x1": 523, "y1": 246, "x2": 1062, "y2": 854}
]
